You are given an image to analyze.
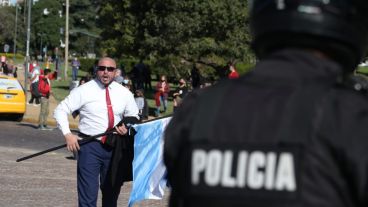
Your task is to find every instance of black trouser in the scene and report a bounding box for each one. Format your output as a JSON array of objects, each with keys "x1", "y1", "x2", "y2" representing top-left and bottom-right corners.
[
  {"x1": 28, "y1": 94, "x2": 40, "y2": 104},
  {"x1": 29, "y1": 82, "x2": 40, "y2": 104}
]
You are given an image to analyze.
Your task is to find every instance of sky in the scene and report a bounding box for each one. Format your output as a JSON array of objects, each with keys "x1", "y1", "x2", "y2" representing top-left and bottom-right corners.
[{"x1": 10, "y1": 0, "x2": 39, "y2": 5}]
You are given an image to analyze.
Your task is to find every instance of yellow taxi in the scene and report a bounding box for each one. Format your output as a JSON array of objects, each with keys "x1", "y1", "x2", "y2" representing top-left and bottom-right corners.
[{"x1": 0, "y1": 75, "x2": 26, "y2": 121}]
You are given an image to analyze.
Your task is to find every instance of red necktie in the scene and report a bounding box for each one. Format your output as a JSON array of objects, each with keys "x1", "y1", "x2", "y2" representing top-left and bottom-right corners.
[{"x1": 101, "y1": 86, "x2": 114, "y2": 143}]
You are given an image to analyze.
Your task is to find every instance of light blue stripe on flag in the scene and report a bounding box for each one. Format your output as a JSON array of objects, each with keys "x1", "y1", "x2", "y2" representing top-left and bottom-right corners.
[{"x1": 128, "y1": 117, "x2": 172, "y2": 207}]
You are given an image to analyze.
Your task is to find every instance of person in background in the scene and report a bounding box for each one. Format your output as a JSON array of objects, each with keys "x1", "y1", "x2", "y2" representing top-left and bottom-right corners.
[
  {"x1": 54, "y1": 57, "x2": 139, "y2": 207},
  {"x1": 13, "y1": 66, "x2": 18, "y2": 78},
  {"x1": 54, "y1": 50, "x2": 60, "y2": 80},
  {"x1": 228, "y1": 63, "x2": 239, "y2": 79},
  {"x1": 0, "y1": 55, "x2": 6, "y2": 74},
  {"x1": 164, "y1": 0, "x2": 368, "y2": 206},
  {"x1": 7, "y1": 59, "x2": 14, "y2": 76},
  {"x1": 114, "y1": 68, "x2": 125, "y2": 84},
  {"x1": 37, "y1": 69, "x2": 52, "y2": 130},
  {"x1": 154, "y1": 75, "x2": 170, "y2": 117},
  {"x1": 29, "y1": 60, "x2": 38, "y2": 75},
  {"x1": 28, "y1": 65, "x2": 41, "y2": 105},
  {"x1": 134, "y1": 89, "x2": 147, "y2": 121},
  {"x1": 143, "y1": 64, "x2": 152, "y2": 90},
  {"x1": 191, "y1": 65, "x2": 201, "y2": 89},
  {"x1": 172, "y1": 78, "x2": 188, "y2": 112},
  {"x1": 132, "y1": 60, "x2": 146, "y2": 90},
  {"x1": 122, "y1": 77, "x2": 133, "y2": 92},
  {"x1": 71, "y1": 57, "x2": 81, "y2": 81}
]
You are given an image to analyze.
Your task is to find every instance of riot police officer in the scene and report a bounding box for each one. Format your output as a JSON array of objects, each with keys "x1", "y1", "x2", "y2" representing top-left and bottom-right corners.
[{"x1": 164, "y1": 0, "x2": 368, "y2": 206}]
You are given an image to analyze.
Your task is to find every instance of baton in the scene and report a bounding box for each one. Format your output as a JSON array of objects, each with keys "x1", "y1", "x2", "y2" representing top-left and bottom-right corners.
[
  {"x1": 16, "y1": 115, "x2": 172, "y2": 162},
  {"x1": 16, "y1": 130, "x2": 115, "y2": 162}
]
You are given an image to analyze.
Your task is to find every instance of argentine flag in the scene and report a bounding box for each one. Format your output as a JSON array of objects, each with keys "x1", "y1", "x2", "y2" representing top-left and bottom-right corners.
[{"x1": 128, "y1": 116, "x2": 172, "y2": 207}]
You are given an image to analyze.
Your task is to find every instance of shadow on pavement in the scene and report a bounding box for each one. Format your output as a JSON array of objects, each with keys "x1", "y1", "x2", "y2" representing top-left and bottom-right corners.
[{"x1": 16, "y1": 122, "x2": 38, "y2": 129}]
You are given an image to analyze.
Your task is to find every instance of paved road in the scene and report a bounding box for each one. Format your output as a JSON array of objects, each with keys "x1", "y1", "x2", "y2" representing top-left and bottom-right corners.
[{"x1": 0, "y1": 120, "x2": 169, "y2": 207}]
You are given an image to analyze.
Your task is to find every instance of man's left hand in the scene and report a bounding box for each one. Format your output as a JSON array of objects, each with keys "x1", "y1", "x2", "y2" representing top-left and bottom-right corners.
[{"x1": 115, "y1": 123, "x2": 128, "y2": 135}]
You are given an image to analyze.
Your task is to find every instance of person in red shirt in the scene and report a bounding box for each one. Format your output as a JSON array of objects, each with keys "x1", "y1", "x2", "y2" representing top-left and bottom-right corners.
[
  {"x1": 154, "y1": 75, "x2": 170, "y2": 116},
  {"x1": 228, "y1": 64, "x2": 239, "y2": 79}
]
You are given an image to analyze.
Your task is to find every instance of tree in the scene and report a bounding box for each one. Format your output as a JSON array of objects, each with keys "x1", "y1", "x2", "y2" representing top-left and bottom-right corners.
[
  {"x1": 24, "y1": 0, "x2": 102, "y2": 59},
  {"x1": 98, "y1": 0, "x2": 254, "y2": 78},
  {"x1": 68, "y1": 0, "x2": 101, "y2": 56},
  {"x1": 0, "y1": 5, "x2": 26, "y2": 54},
  {"x1": 0, "y1": 6, "x2": 16, "y2": 48},
  {"x1": 31, "y1": 0, "x2": 64, "y2": 58}
]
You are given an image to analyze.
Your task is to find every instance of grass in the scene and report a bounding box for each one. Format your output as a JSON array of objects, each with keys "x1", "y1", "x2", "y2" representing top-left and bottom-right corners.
[
  {"x1": 51, "y1": 79, "x2": 73, "y2": 101},
  {"x1": 357, "y1": 66, "x2": 368, "y2": 74}
]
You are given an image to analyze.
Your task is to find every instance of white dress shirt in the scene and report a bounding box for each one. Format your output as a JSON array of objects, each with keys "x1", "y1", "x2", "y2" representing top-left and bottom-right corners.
[{"x1": 54, "y1": 79, "x2": 139, "y2": 137}]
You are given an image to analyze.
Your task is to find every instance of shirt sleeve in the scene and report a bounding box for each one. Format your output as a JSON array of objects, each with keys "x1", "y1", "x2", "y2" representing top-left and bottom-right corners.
[
  {"x1": 123, "y1": 91, "x2": 140, "y2": 119},
  {"x1": 53, "y1": 88, "x2": 83, "y2": 135}
]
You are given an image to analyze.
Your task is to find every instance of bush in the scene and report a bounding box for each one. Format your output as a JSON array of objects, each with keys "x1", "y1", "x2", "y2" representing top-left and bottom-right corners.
[
  {"x1": 236, "y1": 62, "x2": 255, "y2": 75},
  {"x1": 79, "y1": 58, "x2": 98, "y2": 73},
  {"x1": 117, "y1": 57, "x2": 142, "y2": 74},
  {"x1": 0, "y1": 53, "x2": 24, "y2": 61}
]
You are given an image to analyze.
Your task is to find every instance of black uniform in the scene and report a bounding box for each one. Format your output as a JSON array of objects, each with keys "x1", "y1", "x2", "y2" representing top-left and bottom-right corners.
[{"x1": 164, "y1": 49, "x2": 368, "y2": 207}]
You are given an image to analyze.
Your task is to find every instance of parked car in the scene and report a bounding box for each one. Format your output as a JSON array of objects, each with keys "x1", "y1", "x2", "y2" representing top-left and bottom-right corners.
[{"x1": 0, "y1": 75, "x2": 26, "y2": 121}]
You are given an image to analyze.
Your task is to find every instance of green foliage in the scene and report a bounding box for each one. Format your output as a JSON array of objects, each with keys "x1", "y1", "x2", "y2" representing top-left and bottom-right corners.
[
  {"x1": 31, "y1": 0, "x2": 64, "y2": 56},
  {"x1": 79, "y1": 58, "x2": 97, "y2": 73},
  {"x1": 98, "y1": 0, "x2": 255, "y2": 79},
  {"x1": 0, "y1": 6, "x2": 16, "y2": 47},
  {"x1": 117, "y1": 56, "x2": 140, "y2": 73},
  {"x1": 0, "y1": 53, "x2": 24, "y2": 60},
  {"x1": 69, "y1": 0, "x2": 101, "y2": 56},
  {"x1": 0, "y1": 5, "x2": 26, "y2": 54},
  {"x1": 235, "y1": 63, "x2": 255, "y2": 75}
]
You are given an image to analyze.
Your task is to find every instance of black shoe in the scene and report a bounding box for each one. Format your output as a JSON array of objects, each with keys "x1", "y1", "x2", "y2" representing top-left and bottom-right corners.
[
  {"x1": 38, "y1": 125, "x2": 53, "y2": 131},
  {"x1": 43, "y1": 125, "x2": 53, "y2": 130}
]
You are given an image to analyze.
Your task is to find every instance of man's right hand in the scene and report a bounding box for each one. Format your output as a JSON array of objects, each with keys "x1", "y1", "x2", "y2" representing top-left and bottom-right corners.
[{"x1": 64, "y1": 133, "x2": 80, "y2": 152}]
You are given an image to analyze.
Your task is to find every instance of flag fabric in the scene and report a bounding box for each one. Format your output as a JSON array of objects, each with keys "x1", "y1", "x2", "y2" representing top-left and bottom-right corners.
[{"x1": 128, "y1": 116, "x2": 172, "y2": 207}]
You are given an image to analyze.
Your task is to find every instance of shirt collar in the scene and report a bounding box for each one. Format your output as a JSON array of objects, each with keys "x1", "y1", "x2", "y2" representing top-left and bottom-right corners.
[{"x1": 94, "y1": 78, "x2": 113, "y2": 89}]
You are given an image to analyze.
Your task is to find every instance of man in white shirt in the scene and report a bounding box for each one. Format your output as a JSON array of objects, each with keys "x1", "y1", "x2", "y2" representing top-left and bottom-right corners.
[{"x1": 54, "y1": 57, "x2": 139, "y2": 207}]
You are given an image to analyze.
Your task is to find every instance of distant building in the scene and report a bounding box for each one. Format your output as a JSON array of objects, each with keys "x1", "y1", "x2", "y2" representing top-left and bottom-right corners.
[{"x1": 0, "y1": 0, "x2": 10, "y2": 6}]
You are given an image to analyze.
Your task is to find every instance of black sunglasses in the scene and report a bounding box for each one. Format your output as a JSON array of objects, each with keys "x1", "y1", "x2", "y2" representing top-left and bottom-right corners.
[{"x1": 97, "y1": 66, "x2": 116, "y2": 72}]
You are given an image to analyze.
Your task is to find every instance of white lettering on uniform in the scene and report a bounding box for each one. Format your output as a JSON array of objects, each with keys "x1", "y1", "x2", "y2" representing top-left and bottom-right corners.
[
  {"x1": 191, "y1": 149, "x2": 207, "y2": 185},
  {"x1": 221, "y1": 151, "x2": 236, "y2": 187},
  {"x1": 247, "y1": 151, "x2": 265, "y2": 189},
  {"x1": 265, "y1": 152, "x2": 277, "y2": 190},
  {"x1": 205, "y1": 150, "x2": 222, "y2": 186},
  {"x1": 236, "y1": 151, "x2": 248, "y2": 187},
  {"x1": 275, "y1": 153, "x2": 296, "y2": 191},
  {"x1": 191, "y1": 149, "x2": 297, "y2": 192}
]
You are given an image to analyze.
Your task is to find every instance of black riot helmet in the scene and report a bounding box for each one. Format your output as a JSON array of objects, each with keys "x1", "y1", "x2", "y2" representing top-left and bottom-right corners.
[{"x1": 249, "y1": 0, "x2": 368, "y2": 70}]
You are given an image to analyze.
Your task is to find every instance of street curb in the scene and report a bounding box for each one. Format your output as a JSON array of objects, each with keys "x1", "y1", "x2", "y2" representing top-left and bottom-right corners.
[{"x1": 22, "y1": 116, "x2": 79, "y2": 129}]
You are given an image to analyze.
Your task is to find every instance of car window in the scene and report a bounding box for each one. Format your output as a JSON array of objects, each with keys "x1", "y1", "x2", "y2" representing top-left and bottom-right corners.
[{"x1": 0, "y1": 78, "x2": 22, "y2": 90}]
